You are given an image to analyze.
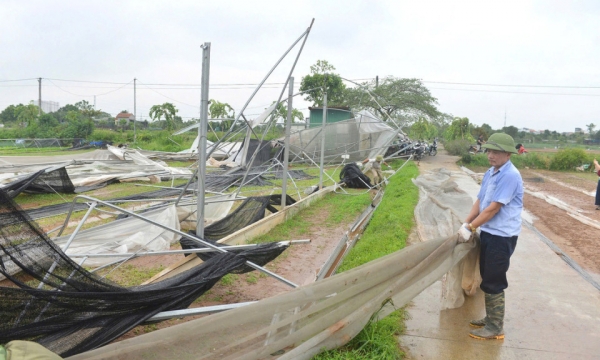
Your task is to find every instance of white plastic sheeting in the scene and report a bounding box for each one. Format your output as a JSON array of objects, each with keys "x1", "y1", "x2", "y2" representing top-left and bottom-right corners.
[
  {"x1": 53, "y1": 205, "x2": 182, "y2": 267},
  {"x1": 177, "y1": 194, "x2": 237, "y2": 231},
  {"x1": 68, "y1": 170, "x2": 481, "y2": 360},
  {"x1": 0, "y1": 148, "x2": 192, "y2": 189},
  {"x1": 107, "y1": 146, "x2": 191, "y2": 176},
  {"x1": 412, "y1": 168, "x2": 482, "y2": 309},
  {"x1": 286, "y1": 111, "x2": 398, "y2": 163}
]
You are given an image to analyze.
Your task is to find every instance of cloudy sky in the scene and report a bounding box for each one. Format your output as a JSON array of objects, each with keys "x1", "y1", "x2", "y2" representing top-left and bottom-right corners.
[{"x1": 1, "y1": 0, "x2": 599, "y2": 132}]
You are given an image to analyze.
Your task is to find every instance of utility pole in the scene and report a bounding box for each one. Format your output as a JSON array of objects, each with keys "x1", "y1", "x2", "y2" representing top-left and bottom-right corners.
[
  {"x1": 134, "y1": 78, "x2": 137, "y2": 143},
  {"x1": 94, "y1": 95, "x2": 96, "y2": 110},
  {"x1": 376, "y1": 75, "x2": 379, "y2": 88},
  {"x1": 504, "y1": 109, "x2": 506, "y2": 128},
  {"x1": 38, "y1": 78, "x2": 42, "y2": 116},
  {"x1": 197, "y1": 43, "x2": 211, "y2": 237}
]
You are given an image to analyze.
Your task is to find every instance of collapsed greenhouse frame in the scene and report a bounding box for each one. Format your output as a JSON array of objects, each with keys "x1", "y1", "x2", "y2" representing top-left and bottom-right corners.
[{"x1": 0, "y1": 19, "x2": 455, "y2": 359}]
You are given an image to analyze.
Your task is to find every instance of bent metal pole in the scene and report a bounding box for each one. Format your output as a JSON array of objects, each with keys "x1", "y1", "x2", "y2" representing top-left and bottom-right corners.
[
  {"x1": 281, "y1": 77, "x2": 293, "y2": 209},
  {"x1": 68, "y1": 195, "x2": 298, "y2": 288}
]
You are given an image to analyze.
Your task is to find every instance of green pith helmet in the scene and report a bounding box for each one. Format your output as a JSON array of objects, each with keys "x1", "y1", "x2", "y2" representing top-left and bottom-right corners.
[
  {"x1": 376, "y1": 154, "x2": 384, "y2": 161},
  {"x1": 482, "y1": 133, "x2": 518, "y2": 154}
]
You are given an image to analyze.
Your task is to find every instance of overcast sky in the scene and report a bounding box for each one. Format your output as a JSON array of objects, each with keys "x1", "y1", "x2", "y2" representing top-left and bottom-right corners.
[{"x1": 1, "y1": 0, "x2": 599, "y2": 133}]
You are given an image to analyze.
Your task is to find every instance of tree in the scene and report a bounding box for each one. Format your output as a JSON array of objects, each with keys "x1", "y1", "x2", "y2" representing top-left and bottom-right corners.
[
  {"x1": 74, "y1": 100, "x2": 102, "y2": 118},
  {"x1": 0, "y1": 104, "x2": 19, "y2": 125},
  {"x1": 410, "y1": 118, "x2": 438, "y2": 140},
  {"x1": 16, "y1": 102, "x2": 40, "y2": 128},
  {"x1": 272, "y1": 101, "x2": 304, "y2": 123},
  {"x1": 501, "y1": 126, "x2": 519, "y2": 139},
  {"x1": 342, "y1": 77, "x2": 440, "y2": 125},
  {"x1": 471, "y1": 125, "x2": 489, "y2": 140},
  {"x1": 119, "y1": 119, "x2": 128, "y2": 132},
  {"x1": 209, "y1": 100, "x2": 235, "y2": 119},
  {"x1": 60, "y1": 110, "x2": 94, "y2": 139},
  {"x1": 52, "y1": 104, "x2": 79, "y2": 123},
  {"x1": 149, "y1": 103, "x2": 178, "y2": 131},
  {"x1": 444, "y1": 117, "x2": 474, "y2": 141},
  {"x1": 586, "y1": 123, "x2": 596, "y2": 135},
  {"x1": 299, "y1": 60, "x2": 346, "y2": 107}
]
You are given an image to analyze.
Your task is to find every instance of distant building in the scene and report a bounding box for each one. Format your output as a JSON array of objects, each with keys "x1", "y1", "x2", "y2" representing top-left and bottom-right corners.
[
  {"x1": 308, "y1": 106, "x2": 353, "y2": 128},
  {"x1": 575, "y1": 127, "x2": 583, "y2": 133},
  {"x1": 41, "y1": 100, "x2": 59, "y2": 113},
  {"x1": 115, "y1": 112, "x2": 135, "y2": 125}
]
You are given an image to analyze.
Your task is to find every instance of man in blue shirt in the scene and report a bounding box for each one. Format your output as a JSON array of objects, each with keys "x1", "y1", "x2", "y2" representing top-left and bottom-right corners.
[{"x1": 458, "y1": 133, "x2": 523, "y2": 340}]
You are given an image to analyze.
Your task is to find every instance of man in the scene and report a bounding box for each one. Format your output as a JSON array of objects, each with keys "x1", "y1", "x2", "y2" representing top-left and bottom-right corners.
[
  {"x1": 458, "y1": 132, "x2": 523, "y2": 340},
  {"x1": 476, "y1": 134, "x2": 486, "y2": 152},
  {"x1": 362, "y1": 154, "x2": 391, "y2": 186}
]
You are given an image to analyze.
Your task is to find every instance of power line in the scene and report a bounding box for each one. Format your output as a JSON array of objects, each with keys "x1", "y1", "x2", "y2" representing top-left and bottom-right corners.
[
  {"x1": 3, "y1": 76, "x2": 599, "y2": 89},
  {"x1": 0, "y1": 78, "x2": 38, "y2": 83},
  {"x1": 423, "y1": 80, "x2": 600, "y2": 89},
  {"x1": 429, "y1": 86, "x2": 600, "y2": 97}
]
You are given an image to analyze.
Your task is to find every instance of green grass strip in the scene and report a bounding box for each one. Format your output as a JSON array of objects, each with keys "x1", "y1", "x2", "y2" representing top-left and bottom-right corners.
[{"x1": 315, "y1": 161, "x2": 420, "y2": 360}]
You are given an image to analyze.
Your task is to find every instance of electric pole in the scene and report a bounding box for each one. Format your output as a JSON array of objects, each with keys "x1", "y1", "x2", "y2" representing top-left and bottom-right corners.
[
  {"x1": 38, "y1": 78, "x2": 42, "y2": 116},
  {"x1": 376, "y1": 75, "x2": 379, "y2": 88}
]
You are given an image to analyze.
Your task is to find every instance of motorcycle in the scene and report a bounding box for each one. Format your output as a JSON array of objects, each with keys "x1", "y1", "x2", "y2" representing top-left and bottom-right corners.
[
  {"x1": 428, "y1": 138, "x2": 438, "y2": 156},
  {"x1": 468, "y1": 144, "x2": 486, "y2": 154}
]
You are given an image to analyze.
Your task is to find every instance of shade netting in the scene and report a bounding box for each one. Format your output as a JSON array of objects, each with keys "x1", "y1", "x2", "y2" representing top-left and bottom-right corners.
[{"x1": 0, "y1": 188, "x2": 289, "y2": 357}]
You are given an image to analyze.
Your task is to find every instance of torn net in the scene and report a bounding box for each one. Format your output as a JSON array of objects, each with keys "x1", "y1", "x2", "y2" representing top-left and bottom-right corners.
[{"x1": 0, "y1": 188, "x2": 289, "y2": 357}]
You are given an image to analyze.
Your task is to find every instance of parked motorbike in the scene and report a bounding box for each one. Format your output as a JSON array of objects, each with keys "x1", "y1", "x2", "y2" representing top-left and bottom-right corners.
[
  {"x1": 468, "y1": 144, "x2": 486, "y2": 154},
  {"x1": 428, "y1": 138, "x2": 438, "y2": 156}
]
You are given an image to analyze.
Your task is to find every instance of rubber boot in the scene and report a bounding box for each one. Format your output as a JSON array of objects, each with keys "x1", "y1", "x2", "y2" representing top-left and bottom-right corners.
[
  {"x1": 469, "y1": 316, "x2": 487, "y2": 328},
  {"x1": 469, "y1": 292, "x2": 505, "y2": 340}
]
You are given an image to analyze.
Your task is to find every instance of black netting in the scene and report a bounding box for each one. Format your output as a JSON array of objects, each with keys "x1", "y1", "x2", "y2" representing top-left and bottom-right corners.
[
  {"x1": 22, "y1": 170, "x2": 275, "y2": 220},
  {"x1": 1, "y1": 167, "x2": 75, "y2": 198},
  {"x1": 180, "y1": 237, "x2": 288, "y2": 274},
  {"x1": 231, "y1": 139, "x2": 273, "y2": 168},
  {"x1": 0, "y1": 188, "x2": 289, "y2": 357},
  {"x1": 340, "y1": 163, "x2": 372, "y2": 188}
]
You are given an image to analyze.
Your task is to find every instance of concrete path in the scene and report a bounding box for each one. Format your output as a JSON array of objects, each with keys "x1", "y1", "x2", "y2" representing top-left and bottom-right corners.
[{"x1": 399, "y1": 157, "x2": 600, "y2": 359}]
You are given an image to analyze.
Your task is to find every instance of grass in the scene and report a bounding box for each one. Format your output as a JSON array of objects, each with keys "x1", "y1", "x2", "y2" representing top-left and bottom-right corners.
[
  {"x1": 98, "y1": 264, "x2": 165, "y2": 287},
  {"x1": 14, "y1": 179, "x2": 191, "y2": 209},
  {"x1": 0, "y1": 147, "x2": 96, "y2": 156},
  {"x1": 249, "y1": 190, "x2": 372, "y2": 245},
  {"x1": 315, "y1": 160, "x2": 420, "y2": 360}
]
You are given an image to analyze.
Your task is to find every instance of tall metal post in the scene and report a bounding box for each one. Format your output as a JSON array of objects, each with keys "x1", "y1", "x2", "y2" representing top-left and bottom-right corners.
[
  {"x1": 318, "y1": 92, "x2": 327, "y2": 189},
  {"x1": 197, "y1": 43, "x2": 211, "y2": 237},
  {"x1": 134, "y1": 78, "x2": 137, "y2": 143},
  {"x1": 38, "y1": 78, "x2": 42, "y2": 116},
  {"x1": 281, "y1": 77, "x2": 293, "y2": 209}
]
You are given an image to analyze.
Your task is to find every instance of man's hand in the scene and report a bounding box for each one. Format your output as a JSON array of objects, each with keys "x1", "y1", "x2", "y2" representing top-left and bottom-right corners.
[{"x1": 458, "y1": 223, "x2": 473, "y2": 243}]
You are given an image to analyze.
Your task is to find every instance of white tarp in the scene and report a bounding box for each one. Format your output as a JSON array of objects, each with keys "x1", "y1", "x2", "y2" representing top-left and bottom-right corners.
[{"x1": 53, "y1": 205, "x2": 182, "y2": 267}]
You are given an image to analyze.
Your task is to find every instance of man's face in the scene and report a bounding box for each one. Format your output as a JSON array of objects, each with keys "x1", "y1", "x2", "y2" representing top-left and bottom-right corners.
[{"x1": 487, "y1": 149, "x2": 511, "y2": 169}]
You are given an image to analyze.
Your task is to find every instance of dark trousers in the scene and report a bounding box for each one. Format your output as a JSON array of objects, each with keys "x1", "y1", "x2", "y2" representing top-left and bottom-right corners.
[
  {"x1": 480, "y1": 231, "x2": 518, "y2": 294},
  {"x1": 595, "y1": 179, "x2": 600, "y2": 206}
]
